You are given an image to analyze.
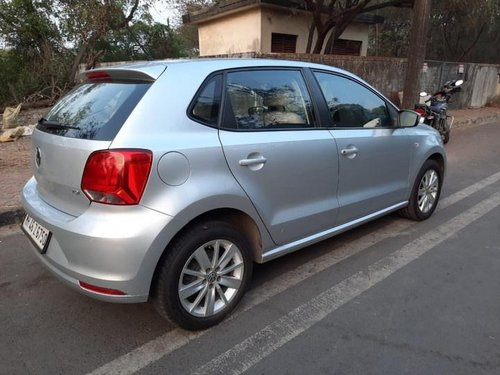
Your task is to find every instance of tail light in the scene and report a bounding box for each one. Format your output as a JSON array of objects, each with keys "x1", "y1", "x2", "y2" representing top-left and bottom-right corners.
[
  {"x1": 415, "y1": 108, "x2": 426, "y2": 116},
  {"x1": 81, "y1": 149, "x2": 152, "y2": 205},
  {"x1": 79, "y1": 281, "x2": 126, "y2": 296}
]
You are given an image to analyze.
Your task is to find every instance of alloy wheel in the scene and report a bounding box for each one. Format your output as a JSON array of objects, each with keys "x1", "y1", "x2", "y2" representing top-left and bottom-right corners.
[
  {"x1": 417, "y1": 169, "x2": 439, "y2": 214},
  {"x1": 178, "y1": 239, "x2": 244, "y2": 317}
]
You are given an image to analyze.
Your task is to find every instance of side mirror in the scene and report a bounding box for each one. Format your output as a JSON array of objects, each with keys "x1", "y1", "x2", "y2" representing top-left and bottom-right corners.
[
  {"x1": 399, "y1": 110, "x2": 420, "y2": 128},
  {"x1": 419, "y1": 91, "x2": 428, "y2": 97}
]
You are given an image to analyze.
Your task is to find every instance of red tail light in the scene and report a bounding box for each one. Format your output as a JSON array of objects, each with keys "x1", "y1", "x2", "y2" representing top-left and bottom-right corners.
[
  {"x1": 415, "y1": 108, "x2": 426, "y2": 116},
  {"x1": 79, "y1": 281, "x2": 126, "y2": 296},
  {"x1": 81, "y1": 149, "x2": 152, "y2": 205}
]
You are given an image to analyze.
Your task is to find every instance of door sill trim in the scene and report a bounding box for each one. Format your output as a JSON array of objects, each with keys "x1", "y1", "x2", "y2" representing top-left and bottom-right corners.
[{"x1": 260, "y1": 201, "x2": 407, "y2": 263}]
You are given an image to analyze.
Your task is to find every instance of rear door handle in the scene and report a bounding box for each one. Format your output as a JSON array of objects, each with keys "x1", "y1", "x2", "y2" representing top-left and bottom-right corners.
[{"x1": 239, "y1": 157, "x2": 267, "y2": 166}]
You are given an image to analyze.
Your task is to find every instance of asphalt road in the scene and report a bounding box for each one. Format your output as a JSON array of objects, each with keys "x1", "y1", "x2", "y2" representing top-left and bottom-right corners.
[{"x1": 1, "y1": 122, "x2": 500, "y2": 375}]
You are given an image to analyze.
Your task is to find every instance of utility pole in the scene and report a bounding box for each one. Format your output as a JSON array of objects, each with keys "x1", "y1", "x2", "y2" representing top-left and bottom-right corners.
[{"x1": 402, "y1": 0, "x2": 431, "y2": 109}]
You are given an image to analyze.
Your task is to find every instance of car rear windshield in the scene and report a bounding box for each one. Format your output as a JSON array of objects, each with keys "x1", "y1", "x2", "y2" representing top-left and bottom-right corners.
[{"x1": 39, "y1": 82, "x2": 152, "y2": 141}]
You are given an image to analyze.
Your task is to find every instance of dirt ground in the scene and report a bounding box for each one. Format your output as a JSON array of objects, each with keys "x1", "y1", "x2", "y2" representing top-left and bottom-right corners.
[{"x1": 0, "y1": 107, "x2": 50, "y2": 210}]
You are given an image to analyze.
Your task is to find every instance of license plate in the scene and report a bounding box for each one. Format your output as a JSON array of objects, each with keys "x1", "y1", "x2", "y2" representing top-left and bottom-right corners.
[{"x1": 22, "y1": 214, "x2": 51, "y2": 254}]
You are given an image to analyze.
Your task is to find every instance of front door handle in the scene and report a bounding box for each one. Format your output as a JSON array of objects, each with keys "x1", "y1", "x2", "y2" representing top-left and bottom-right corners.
[
  {"x1": 239, "y1": 156, "x2": 267, "y2": 166},
  {"x1": 340, "y1": 146, "x2": 359, "y2": 156}
]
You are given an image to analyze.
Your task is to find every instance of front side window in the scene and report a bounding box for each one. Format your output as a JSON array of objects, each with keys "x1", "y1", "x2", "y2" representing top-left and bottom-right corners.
[
  {"x1": 224, "y1": 70, "x2": 314, "y2": 130},
  {"x1": 314, "y1": 72, "x2": 391, "y2": 128}
]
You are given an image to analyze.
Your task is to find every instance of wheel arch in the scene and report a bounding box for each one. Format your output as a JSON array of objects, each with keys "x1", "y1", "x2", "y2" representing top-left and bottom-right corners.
[
  {"x1": 427, "y1": 152, "x2": 445, "y2": 173},
  {"x1": 149, "y1": 207, "x2": 263, "y2": 297}
]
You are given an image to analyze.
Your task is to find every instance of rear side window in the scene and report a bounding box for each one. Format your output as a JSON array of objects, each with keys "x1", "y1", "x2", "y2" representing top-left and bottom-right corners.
[
  {"x1": 40, "y1": 82, "x2": 151, "y2": 140},
  {"x1": 190, "y1": 75, "x2": 221, "y2": 125},
  {"x1": 223, "y1": 70, "x2": 314, "y2": 130}
]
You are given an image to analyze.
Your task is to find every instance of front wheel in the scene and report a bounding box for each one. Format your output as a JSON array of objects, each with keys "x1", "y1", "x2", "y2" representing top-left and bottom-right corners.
[
  {"x1": 152, "y1": 220, "x2": 253, "y2": 330},
  {"x1": 399, "y1": 159, "x2": 443, "y2": 221}
]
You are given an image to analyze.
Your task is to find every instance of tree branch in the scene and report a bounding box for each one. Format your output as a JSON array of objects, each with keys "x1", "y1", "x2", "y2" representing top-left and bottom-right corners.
[{"x1": 359, "y1": 0, "x2": 414, "y2": 14}]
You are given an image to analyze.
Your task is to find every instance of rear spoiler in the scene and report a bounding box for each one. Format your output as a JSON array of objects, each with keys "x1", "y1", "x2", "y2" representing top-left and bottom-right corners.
[{"x1": 78, "y1": 64, "x2": 167, "y2": 83}]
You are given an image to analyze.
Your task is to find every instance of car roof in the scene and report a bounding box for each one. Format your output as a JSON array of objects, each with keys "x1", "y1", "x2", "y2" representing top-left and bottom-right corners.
[{"x1": 88, "y1": 58, "x2": 359, "y2": 82}]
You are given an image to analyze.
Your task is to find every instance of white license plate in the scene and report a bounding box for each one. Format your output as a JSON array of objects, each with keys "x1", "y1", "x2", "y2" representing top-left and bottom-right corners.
[{"x1": 22, "y1": 214, "x2": 51, "y2": 253}]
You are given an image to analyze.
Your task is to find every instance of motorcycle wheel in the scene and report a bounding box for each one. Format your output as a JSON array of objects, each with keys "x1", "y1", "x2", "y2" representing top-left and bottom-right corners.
[
  {"x1": 442, "y1": 130, "x2": 450, "y2": 144},
  {"x1": 439, "y1": 118, "x2": 450, "y2": 144}
]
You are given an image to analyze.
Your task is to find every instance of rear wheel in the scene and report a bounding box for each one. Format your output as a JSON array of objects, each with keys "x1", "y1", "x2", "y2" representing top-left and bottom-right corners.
[
  {"x1": 152, "y1": 220, "x2": 253, "y2": 330},
  {"x1": 440, "y1": 118, "x2": 451, "y2": 144},
  {"x1": 442, "y1": 130, "x2": 450, "y2": 144},
  {"x1": 399, "y1": 159, "x2": 443, "y2": 221}
]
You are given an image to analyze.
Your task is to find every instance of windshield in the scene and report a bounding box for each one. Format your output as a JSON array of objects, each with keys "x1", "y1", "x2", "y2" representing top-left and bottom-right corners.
[{"x1": 40, "y1": 82, "x2": 151, "y2": 140}]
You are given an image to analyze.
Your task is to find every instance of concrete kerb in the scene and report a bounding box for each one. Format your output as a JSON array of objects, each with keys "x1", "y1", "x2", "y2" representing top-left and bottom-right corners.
[
  {"x1": 1, "y1": 110, "x2": 500, "y2": 229},
  {"x1": 0, "y1": 207, "x2": 25, "y2": 228},
  {"x1": 452, "y1": 112, "x2": 500, "y2": 129}
]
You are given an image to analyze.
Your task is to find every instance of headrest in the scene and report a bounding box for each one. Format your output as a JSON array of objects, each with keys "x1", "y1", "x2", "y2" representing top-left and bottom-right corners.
[{"x1": 263, "y1": 93, "x2": 289, "y2": 107}]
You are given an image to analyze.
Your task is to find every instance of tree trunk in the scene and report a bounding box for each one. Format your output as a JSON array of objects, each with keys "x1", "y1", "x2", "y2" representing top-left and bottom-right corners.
[
  {"x1": 402, "y1": 0, "x2": 431, "y2": 109},
  {"x1": 324, "y1": 28, "x2": 335, "y2": 54},
  {"x1": 312, "y1": 30, "x2": 328, "y2": 54},
  {"x1": 305, "y1": 23, "x2": 316, "y2": 53},
  {"x1": 69, "y1": 41, "x2": 90, "y2": 83}
]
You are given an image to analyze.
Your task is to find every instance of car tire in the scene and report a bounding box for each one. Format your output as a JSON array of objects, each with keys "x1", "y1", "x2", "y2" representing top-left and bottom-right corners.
[
  {"x1": 152, "y1": 220, "x2": 253, "y2": 330},
  {"x1": 399, "y1": 159, "x2": 443, "y2": 221}
]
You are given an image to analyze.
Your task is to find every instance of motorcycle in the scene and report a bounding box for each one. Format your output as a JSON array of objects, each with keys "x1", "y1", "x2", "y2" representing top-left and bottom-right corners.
[{"x1": 414, "y1": 79, "x2": 464, "y2": 144}]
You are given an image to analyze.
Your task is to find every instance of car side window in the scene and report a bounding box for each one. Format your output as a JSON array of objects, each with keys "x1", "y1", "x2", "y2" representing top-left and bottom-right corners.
[
  {"x1": 314, "y1": 72, "x2": 392, "y2": 128},
  {"x1": 223, "y1": 70, "x2": 314, "y2": 130},
  {"x1": 190, "y1": 75, "x2": 221, "y2": 125}
]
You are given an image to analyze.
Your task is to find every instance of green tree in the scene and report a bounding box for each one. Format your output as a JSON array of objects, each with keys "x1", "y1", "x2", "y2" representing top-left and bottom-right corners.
[
  {"x1": 0, "y1": 0, "x2": 194, "y2": 106},
  {"x1": 0, "y1": 0, "x2": 68, "y2": 104},
  {"x1": 428, "y1": 0, "x2": 499, "y2": 62},
  {"x1": 369, "y1": 0, "x2": 500, "y2": 63}
]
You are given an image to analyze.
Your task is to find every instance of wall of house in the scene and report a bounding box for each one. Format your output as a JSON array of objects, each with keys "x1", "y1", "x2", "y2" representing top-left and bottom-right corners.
[
  {"x1": 335, "y1": 23, "x2": 369, "y2": 56},
  {"x1": 196, "y1": 7, "x2": 369, "y2": 56},
  {"x1": 259, "y1": 8, "x2": 309, "y2": 53},
  {"x1": 197, "y1": 8, "x2": 262, "y2": 56},
  {"x1": 260, "y1": 7, "x2": 369, "y2": 55}
]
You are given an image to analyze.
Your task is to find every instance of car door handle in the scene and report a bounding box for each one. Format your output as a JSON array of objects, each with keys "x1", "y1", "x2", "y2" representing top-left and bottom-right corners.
[
  {"x1": 340, "y1": 146, "x2": 359, "y2": 156},
  {"x1": 239, "y1": 156, "x2": 267, "y2": 166}
]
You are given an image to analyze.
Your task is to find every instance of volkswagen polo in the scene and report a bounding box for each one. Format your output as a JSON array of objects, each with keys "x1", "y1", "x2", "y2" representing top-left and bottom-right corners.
[{"x1": 21, "y1": 59, "x2": 445, "y2": 330}]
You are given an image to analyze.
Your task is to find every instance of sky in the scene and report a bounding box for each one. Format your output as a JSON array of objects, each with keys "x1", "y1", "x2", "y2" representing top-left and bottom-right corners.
[{"x1": 149, "y1": 1, "x2": 180, "y2": 25}]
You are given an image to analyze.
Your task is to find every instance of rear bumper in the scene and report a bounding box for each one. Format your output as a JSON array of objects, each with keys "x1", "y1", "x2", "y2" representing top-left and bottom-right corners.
[{"x1": 21, "y1": 177, "x2": 173, "y2": 303}]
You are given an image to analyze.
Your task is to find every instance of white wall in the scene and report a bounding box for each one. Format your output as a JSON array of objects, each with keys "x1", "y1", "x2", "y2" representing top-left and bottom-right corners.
[
  {"x1": 198, "y1": 8, "x2": 262, "y2": 56},
  {"x1": 260, "y1": 7, "x2": 369, "y2": 55},
  {"x1": 197, "y1": 6, "x2": 370, "y2": 56}
]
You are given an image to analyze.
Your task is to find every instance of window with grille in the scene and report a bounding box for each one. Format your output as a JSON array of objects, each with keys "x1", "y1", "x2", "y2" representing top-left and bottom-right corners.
[
  {"x1": 329, "y1": 39, "x2": 362, "y2": 56},
  {"x1": 271, "y1": 33, "x2": 297, "y2": 53}
]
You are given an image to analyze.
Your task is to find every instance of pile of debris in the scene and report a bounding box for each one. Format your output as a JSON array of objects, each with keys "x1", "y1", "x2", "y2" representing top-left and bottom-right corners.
[{"x1": 0, "y1": 104, "x2": 37, "y2": 142}]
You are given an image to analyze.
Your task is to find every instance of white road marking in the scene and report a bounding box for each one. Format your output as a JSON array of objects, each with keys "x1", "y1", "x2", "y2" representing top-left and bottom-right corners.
[
  {"x1": 194, "y1": 192, "x2": 500, "y2": 375},
  {"x1": 87, "y1": 171, "x2": 500, "y2": 375},
  {"x1": 440, "y1": 170, "x2": 500, "y2": 208}
]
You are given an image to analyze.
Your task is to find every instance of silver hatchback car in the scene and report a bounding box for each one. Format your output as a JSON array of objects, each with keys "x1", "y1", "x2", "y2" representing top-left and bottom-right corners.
[{"x1": 21, "y1": 59, "x2": 445, "y2": 329}]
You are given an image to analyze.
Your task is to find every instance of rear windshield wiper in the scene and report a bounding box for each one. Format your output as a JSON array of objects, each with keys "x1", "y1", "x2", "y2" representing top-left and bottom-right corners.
[{"x1": 38, "y1": 117, "x2": 80, "y2": 130}]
